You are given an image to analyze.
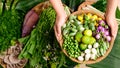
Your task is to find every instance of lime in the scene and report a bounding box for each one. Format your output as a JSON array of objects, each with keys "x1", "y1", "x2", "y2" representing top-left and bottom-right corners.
[
  {"x1": 89, "y1": 37, "x2": 96, "y2": 44},
  {"x1": 82, "y1": 36, "x2": 91, "y2": 44},
  {"x1": 84, "y1": 29, "x2": 92, "y2": 36},
  {"x1": 75, "y1": 32, "x2": 83, "y2": 42},
  {"x1": 79, "y1": 43, "x2": 88, "y2": 51}
]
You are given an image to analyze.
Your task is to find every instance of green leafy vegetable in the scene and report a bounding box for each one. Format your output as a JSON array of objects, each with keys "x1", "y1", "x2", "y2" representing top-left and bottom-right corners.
[
  {"x1": 0, "y1": 10, "x2": 24, "y2": 52},
  {"x1": 116, "y1": 7, "x2": 120, "y2": 19},
  {"x1": 62, "y1": 0, "x2": 84, "y2": 11},
  {"x1": 15, "y1": 0, "x2": 45, "y2": 13},
  {"x1": 92, "y1": 0, "x2": 107, "y2": 12}
]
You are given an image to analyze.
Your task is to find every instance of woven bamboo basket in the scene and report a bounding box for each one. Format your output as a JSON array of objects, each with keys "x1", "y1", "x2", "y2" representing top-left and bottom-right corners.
[{"x1": 59, "y1": 1, "x2": 115, "y2": 64}]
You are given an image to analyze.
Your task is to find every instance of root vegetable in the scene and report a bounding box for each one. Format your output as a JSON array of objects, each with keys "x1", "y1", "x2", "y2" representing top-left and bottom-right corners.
[
  {"x1": 85, "y1": 49, "x2": 91, "y2": 54},
  {"x1": 91, "y1": 48, "x2": 97, "y2": 54},
  {"x1": 93, "y1": 42, "x2": 99, "y2": 48},
  {"x1": 91, "y1": 54, "x2": 96, "y2": 60},
  {"x1": 85, "y1": 53, "x2": 91, "y2": 61},
  {"x1": 81, "y1": 52, "x2": 85, "y2": 57},
  {"x1": 78, "y1": 56, "x2": 84, "y2": 61},
  {"x1": 88, "y1": 45, "x2": 92, "y2": 49}
]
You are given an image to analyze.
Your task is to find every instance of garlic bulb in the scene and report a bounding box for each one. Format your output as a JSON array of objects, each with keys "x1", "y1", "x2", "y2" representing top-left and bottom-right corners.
[
  {"x1": 91, "y1": 54, "x2": 96, "y2": 60},
  {"x1": 93, "y1": 42, "x2": 99, "y2": 48},
  {"x1": 88, "y1": 44, "x2": 92, "y2": 49},
  {"x1": 85, "y1": 53, "x2": 91, "y2": 61},
  {"x1": 85, "y1": 49, "x2": 91, "y2": 54},
  {"x1": 78, "y1": 56, "x2": 84, "y2": 61}
]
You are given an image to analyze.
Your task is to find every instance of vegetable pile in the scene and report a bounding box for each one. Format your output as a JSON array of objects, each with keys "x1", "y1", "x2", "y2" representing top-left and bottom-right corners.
[
  {"x1": 0, "y1": 11, "x2": 23, "y2": 52},
  {"x1": 0, "y1": 0, "x2": 24, "y2": 53},
  {"x1": 62, "y1": 13, "x2": 111, "y2": 61},
  {"x1": 18, "y1": 6, "x2": 57, "y2": 67}
]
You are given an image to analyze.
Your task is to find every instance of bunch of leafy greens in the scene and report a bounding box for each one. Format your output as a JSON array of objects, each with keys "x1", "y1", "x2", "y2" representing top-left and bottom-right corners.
[
  {"x1": 0, "y1": 0, "x2": 24, "y2": 52},
  {"x1": 62, "y1": 0, "x2": 84, "y2": 11},
  {"x1": 0, "y1": 11, "x2": 24, "y2": 52},
  {"x1": 15, "y1": 0, "x2": 45, "y2": 13},
  {"x1": 92, "y1": 0, "x2": 107, "y2": 12}
]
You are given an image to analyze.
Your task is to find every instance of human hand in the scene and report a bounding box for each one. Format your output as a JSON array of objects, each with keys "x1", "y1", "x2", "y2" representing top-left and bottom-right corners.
[
  {"x1": 54, "y1": 14, "x2": 67, "y2": 44},
  {"x1": 106, "y1": 15, "x2": 118, "y2": 39}
]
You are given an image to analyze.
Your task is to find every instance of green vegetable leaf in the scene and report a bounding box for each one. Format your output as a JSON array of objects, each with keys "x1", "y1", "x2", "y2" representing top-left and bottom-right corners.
[
  {"x1": 62, "y1": 0, "x2": 84, "y2": 11},
  {"x1": 116, "y1": 7, "x2": 120, "y2": 19},
  {"x1": 92, "y1": 0, "x2": 107, "y2": 12},
  {"x1": 15, "y1": 0, "x2": 44, "y2": 12}
]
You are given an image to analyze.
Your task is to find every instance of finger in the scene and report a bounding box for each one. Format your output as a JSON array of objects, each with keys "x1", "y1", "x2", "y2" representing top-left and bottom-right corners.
[
  {"x1": 56, "y1": 24, "x2": 61, "y2": 37},
  {"x1": 56, "y1": 25, "x2": 63, "y2": 41},
  {"x1": 54, "y1": 25, "x2": 63, "y2": 45}
]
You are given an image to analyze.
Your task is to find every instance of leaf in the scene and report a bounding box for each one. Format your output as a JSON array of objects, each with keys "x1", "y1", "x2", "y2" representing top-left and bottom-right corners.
[
  {"x1": 87, "y1": 25, "x2": 120, "y2": 68},
  {"x1": 62, "y1": 0, "x2": 84, "y2": 11},
  {"x1": 58, "y1": 52, "x2": 65, "y2": 68},
  {"x1": 15, "y1": 0, "x2": 44, "y2": 12},
  {"x1": 0, "y1": 2, "x2": 2, "y2": 14},
  {"x1": 92, "y1": 0, "x2": 107, "y2": 12},
  {"x1": 116, "y1": 7, "x2": 120, "y2": 19}
]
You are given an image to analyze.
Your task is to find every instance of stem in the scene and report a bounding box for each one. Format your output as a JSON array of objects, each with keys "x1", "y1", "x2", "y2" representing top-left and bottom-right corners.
[
  {"x1": 9, "y1": 0, "x2": 14, "y2": 10},
  {"x1": 2, "y1": 0, "x2": 6, "y2": 15}
]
